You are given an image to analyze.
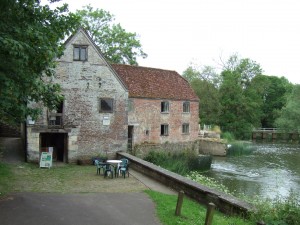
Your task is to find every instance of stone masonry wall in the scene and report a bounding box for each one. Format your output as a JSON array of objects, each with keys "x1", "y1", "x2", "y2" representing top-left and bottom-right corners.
[{"x1": 27, "y1": 29, "x2": 128, "y2": 162}]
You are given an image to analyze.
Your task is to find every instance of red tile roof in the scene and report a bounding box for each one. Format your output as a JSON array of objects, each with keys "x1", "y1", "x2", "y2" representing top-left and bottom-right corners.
[{"x1": 111, "y1": 64, "x2": 199, "y2": 101}]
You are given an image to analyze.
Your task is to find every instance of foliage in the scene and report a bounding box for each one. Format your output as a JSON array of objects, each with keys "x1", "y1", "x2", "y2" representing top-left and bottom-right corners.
[
  {"x1": 183, "y1": 66, "x2": 221, "y2": 125},
  {"x1": 250, "y1": 192, "x2": 300, "y2": 225},
  {"x1": 221, "y1": 132, "x2": 235, "y2": 142},
  {"x1": 275, "y1": 84, "x2": 300, "y2": 132},
  {"x1": 143, "y1": 150, "x2": 210, "y2": 175},
  {"x1": 219, "y1": 55, "x2": 263, "y2": 139},
  {"x1": 76, "y1": 5, "x2": 147, "y2": 65},
  {"x1": 0, "y1": 0, "x2": 80, "y2": 124},
  {"x1": 250, "y1": 75, "x2": 293, "y2": 128},
  {"x1": 186, "y1": 171, "x2": 232, "y2": 194},
  {"x1": 145, "y1": 190, "x2": 252, "y2": 225}
]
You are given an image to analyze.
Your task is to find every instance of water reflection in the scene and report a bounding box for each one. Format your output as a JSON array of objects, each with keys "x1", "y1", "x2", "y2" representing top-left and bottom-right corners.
[{"x1": 203, "y1": 142, "x2": 300, "y2": 201}]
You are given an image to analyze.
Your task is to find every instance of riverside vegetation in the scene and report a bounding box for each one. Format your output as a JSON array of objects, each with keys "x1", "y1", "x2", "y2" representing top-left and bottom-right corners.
[{"x1": 143, "y1": 147, "x2": 300, "y2": 225}]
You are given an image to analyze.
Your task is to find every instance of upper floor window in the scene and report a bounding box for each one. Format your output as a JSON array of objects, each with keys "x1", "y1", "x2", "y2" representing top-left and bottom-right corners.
[
  {"x1": 183, "y1": 101, "x2": 190, "y2": 113},
  {"x1": 161, "y1": 101, "x2": 169, "y2": 113},
  {"x1": 100, "y1": 98, "x2": 114, "y2": 113},
  {"x1": 161, "y1": 124, "x2": 169, "y2": 136},
  {"x1": 182, "y1": 123, "x2": 190, "y2": 134},
  {"x1": 74, "y1": 45, "x2": 87, "y2": 61}
]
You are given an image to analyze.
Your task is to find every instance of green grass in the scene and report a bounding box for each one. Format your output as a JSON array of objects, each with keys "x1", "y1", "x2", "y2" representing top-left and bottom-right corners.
[
  {"x1": 145, "y1": 190, "x2": 253, "y2": 225},
  {"x1": 0, "y1": 162, "x2": 14, "y2": 196},
  {"x1": 0, "y1": 162, "x2": 147, "y2": 196}
]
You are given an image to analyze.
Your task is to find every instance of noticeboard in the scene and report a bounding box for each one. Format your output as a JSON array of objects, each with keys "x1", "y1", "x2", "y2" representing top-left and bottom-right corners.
[{"x1": 39, "y1": 152, "x2": 53, "y2": 168}]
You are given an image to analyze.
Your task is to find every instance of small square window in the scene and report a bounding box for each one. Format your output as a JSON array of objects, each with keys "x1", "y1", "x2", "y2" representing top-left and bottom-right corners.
[
  {"x1": 161, "y1": 124, "x2": 169, "y2": 136},
  {"x1": 182, "y1": 123, "x2": 189, "y2": 134},
  {"x1": 100, "y1": 98, "x2": 113, "y2": 113},
  {"x1": 183, "y1": 101, "x2": 190, "y2": 113},
  {"x1": 74, "y1": 46, "x2": 87, "y2": 61},
  {"x1": 161, "y1": 101, "x2": 169, "y2": 113}
]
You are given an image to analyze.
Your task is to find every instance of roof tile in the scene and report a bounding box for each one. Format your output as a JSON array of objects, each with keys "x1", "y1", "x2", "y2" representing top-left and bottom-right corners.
[{"x1": 111, "y1": 64, "x2": 199, "y2": 101}]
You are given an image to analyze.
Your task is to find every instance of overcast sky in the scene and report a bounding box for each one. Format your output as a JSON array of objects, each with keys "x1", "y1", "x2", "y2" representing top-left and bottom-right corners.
[{"x1": 50, "y1": 0, "x2": 300, "y2": 84}]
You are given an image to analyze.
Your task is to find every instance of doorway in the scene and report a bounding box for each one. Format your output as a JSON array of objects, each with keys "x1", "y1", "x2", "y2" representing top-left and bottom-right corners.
[
  {"x1": 40, "y1": 133, "x2": 68, "y2": 162},
  {"x1": 128, "y1": 126, "x2": 134, "y2": 151}
]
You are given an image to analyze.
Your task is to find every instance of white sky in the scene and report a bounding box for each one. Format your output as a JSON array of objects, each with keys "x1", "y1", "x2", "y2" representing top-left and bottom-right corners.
[{"x1": 50, "y1": 0, "x2": 300, "y2": 84}]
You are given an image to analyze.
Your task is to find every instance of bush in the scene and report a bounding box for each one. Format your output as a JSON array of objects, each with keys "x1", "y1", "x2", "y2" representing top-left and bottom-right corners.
[
  {"x1": 250, "y1": 191, "x2": 300, "y2": 225},
  {"x1": 221, "y1": 131, "x2": 235, "y2": 142}
]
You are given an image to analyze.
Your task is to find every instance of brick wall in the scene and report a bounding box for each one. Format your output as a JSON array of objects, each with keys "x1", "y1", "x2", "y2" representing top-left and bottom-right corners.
[{"x1": 129, "y1": 98, "x2": 199, "y2": 145}]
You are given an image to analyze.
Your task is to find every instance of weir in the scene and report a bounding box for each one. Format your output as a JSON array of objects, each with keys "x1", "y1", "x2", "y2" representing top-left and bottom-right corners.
[{"x1": 252, "y1": 128, "x2": 299, "y2": 141}]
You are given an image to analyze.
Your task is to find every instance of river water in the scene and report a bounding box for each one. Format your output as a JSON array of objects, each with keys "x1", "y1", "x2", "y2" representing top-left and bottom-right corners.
[{"x1": 203, "y1": 142, "x2": 300, "y2": 201}]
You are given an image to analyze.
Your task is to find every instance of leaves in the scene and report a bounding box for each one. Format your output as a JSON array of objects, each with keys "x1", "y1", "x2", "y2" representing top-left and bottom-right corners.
[
  {"x1": 0, "y1": 0, "x2": 80, "y2": 124},
  {"x1": 75, "y1": 5, "x2": 147, "y2": 65}
]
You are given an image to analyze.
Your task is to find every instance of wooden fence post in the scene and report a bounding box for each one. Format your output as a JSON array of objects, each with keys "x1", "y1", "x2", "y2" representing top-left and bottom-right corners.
[
  {"x1": 204, "y1": 202, "x2": 216, "y2": 225},
  {"x1": 175, "y1": 190, "x2": 184, "y2": 216}
]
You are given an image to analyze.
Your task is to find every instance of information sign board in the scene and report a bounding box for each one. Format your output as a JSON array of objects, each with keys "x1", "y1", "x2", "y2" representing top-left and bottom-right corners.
[{"x1": 39, "y1": 152, "x2": 53, "y2": 168}]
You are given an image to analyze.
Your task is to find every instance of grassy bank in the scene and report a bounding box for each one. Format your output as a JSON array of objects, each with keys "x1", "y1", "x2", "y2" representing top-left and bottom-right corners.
[
  {"x1": 145, "y1": 190, "x2": 252, "y2": 225},
  {"x1": 0, "y1": 162, "x2": 146, "y2": 197}
]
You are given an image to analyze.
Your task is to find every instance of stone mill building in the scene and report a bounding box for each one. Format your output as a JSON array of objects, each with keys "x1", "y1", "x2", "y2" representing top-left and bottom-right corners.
[{"x1": 26, "y1": 28, "x2": 199, "y2": 163}]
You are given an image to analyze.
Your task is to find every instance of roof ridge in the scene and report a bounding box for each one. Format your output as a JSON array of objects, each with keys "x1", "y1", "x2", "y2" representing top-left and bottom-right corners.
[{"x1": 112, "y1": 63, "x2": 178, "y2": 73}]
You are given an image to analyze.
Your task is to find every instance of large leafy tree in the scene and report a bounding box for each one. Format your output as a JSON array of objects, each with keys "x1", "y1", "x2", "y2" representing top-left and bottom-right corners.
[
  {"x1": 0, "y1": 0, "x2": 80, "y2": 125},
  {"x1": 250, "y1": 75, "x2": 292, "y2": 128},
  {"x1": 76, "y1": 5, "x2": 147, "y2": 65},
  {"x1": 219, "y1": 55, "x2": 263, "y2": 139},
  {"x1": 275, "y1": 85, "x2": 300, "y2": 131},
  {"x1": 183, "y1": 65, "x2": 221, "y2": 125}
]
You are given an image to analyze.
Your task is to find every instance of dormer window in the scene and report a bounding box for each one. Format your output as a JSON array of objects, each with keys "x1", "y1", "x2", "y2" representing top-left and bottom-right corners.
[{"x1": 73, "y1": 45, "x2": 87, "y2": 61}]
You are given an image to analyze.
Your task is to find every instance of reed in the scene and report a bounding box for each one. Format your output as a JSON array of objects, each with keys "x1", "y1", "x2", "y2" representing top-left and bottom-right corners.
[{"x1": 143, "y1": 150, "x2": 211, "y2": 175}]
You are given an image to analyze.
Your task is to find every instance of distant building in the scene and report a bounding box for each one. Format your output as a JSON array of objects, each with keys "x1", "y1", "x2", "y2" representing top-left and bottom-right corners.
[{"x1": 26, "y1": 28, "x2": 199, "y2": 163}]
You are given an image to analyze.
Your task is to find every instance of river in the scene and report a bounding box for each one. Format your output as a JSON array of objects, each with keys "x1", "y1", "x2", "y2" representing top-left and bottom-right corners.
[{"x1": 203, "y1": 142, "x2": 300, "y2": 201}]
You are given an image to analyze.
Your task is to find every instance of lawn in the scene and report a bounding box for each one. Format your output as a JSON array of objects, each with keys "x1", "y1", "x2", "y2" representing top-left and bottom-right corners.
[
  {"x1": 0, "y1": 162, "x2": 255, "y2": 224},
  {"x1": 145, "y1": 190, "x2": 253, "y2": 225}
]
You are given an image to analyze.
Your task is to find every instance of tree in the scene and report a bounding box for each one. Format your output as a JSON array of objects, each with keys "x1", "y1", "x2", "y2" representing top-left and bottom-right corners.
[
  {"x1": 219, "y1": 55, "x2": 263, "y2": 139},
  {"x1": 250, "y1": 75, "x2": 293, "y2": 128},
  {"x1": 76, "y1": 5, "x2": 147, "y2": 65},
  {"x1": 183, "y1": 65, "x2": 221, "y2": 125},
  {"x1": 275, "y1": 84, "x2": 300, "y2": 131},
  {"x1": 0, "y1": 0, "x2": 80, "y2": 124}
]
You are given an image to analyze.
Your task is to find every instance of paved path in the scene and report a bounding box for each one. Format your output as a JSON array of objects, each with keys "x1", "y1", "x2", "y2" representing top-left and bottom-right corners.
[
  {"x1": 0, "y1": 137, "x2": 176, "y2": 225},
  {"x1": 0, "y1": 192, "x2": 161, "y2": 225}
]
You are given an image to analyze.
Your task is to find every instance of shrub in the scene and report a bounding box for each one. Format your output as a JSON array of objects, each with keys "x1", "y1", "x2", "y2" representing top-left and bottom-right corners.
[{"x1": 221, "y1": 131, "x2": 235, "y2": 142}]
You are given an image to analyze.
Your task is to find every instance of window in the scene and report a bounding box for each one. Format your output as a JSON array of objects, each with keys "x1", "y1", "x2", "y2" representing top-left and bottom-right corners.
[
  {"x1": 74, "y1": 46, "x2": 87, "y2": 61},
  {"x1": 183, "y1": 101, "x2": 190, "y2": 113},
  {"x1": 100, "y1": 98, "x2": 114, "y2": 113},
  {"x1": 182, "y1": 123, "x2": 189, "y2": 134},
  {"x1": 161, "y1": 124, "x2": 169, "y2": 136},
  {"x1": 161, "y1": 101, "x2": 169, "y2": 113}
]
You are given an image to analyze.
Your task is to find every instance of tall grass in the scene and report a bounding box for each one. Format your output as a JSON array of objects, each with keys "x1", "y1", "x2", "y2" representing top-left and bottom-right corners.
[{"x1": 143, "y1": 150, "x2": 211, "y2": 175}]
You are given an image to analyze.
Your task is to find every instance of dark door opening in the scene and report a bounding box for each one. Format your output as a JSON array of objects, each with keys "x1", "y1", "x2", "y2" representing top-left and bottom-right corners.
[
  {"x1": 40, "y1": 133, "x2": 68, "y2": 162},
  {"x1": 128, "y1": 126, "x2": 134, "y2": 151}
]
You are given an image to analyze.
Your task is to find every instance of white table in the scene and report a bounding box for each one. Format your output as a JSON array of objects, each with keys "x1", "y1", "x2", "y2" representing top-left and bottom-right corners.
[{"x1": 106, "y1": 160, "x2": 122, "y2": 177}]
